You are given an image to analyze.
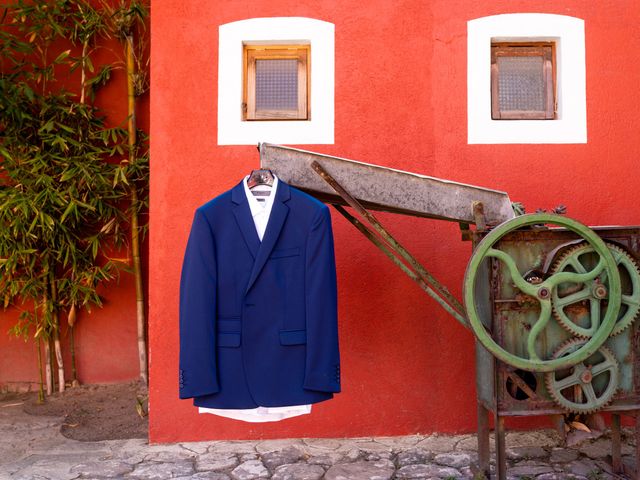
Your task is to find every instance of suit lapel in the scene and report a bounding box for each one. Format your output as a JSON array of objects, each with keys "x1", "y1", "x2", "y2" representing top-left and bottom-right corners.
[
  {"x1": 231, "y1": 181, "x2": 260, "y2": 259},
  {"x1": 245, "y1": 181, "x2": 291, "y2": 293}
]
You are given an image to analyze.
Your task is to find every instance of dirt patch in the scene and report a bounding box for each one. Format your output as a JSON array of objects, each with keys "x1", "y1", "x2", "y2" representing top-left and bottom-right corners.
[{"x1": 16, "y1": 381, "x2": 148, "y2": 441}]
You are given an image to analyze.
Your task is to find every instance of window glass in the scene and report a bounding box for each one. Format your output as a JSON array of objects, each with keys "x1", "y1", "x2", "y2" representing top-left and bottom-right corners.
[
  {"x1": 255, "y1": 59, "x2": 298, "y2": 111},
  {"x1": 497, "y1": 56, "x2": 545, "y2": 112},
  {"x1": 244, "y1": 46, "x2": 309, "y2": 121},
  {"x1": 491, "y1": 43, "x2": 555, "y2": 120}
]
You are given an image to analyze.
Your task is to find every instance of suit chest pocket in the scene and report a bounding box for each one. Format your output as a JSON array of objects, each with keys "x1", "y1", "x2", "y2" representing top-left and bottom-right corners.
[{"x1": 269, "y1": 247, "x2": 300, "y2": 259}]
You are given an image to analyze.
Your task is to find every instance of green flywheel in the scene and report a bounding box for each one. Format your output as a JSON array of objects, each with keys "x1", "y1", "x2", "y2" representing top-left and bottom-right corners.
[{"x1": 463, "y1": 213, "x2": 621, "y2": 372}]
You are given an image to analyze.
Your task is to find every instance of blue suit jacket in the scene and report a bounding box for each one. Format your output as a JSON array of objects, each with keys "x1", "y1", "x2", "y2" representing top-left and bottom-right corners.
[{"x1": 179, "y1": 179, "x2": 340, "y2": 408}]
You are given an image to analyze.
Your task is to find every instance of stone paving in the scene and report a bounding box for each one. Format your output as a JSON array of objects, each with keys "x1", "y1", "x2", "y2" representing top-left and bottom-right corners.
[{"x1": 1, "y1": 398, "x2": 637, "y2": 480}]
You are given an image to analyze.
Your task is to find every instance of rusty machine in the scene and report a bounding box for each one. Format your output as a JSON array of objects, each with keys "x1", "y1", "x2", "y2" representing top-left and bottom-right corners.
[{"x1": 259, "y1": 143, "x2": 640, "y2": 479}]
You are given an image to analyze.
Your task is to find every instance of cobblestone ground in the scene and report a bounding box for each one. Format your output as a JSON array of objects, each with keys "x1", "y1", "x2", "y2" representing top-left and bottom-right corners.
[{"x1": 1, "y1": 400, "x2": 636, "y2": 480}]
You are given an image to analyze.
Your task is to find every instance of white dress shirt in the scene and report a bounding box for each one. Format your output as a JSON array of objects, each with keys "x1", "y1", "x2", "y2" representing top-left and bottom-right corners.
[
  {"x1": 199, "y1": 175, "x2": 312, "y2": 422},
  {"x1": 243, "y1": 174, "x2": 278, "y2": 241}
]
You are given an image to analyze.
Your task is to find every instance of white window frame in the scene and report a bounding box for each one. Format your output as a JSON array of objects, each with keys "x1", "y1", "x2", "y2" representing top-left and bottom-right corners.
[
  {"x1": 218, "y1": 17, "x2": 334, "y2": 145},
  {"x1": 468, "y1": 13, "x2": 587, "y2": 144}
]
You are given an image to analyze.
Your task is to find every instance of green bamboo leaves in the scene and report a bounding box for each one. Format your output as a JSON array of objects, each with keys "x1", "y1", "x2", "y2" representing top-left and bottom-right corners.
[{"x1": 0, "y1": 0, "x2": 149, "y2": 396}]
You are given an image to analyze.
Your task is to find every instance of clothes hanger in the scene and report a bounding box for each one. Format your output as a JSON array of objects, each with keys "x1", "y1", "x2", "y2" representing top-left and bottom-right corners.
[
  {"x1": 247, "y1": 169, "x2": 274, "y2": 201},
  {"x1": 247, "y1": 169, "x2": 274, "y2": 189}
]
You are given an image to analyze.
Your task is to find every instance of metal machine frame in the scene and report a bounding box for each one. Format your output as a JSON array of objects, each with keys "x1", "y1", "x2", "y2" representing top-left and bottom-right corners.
[
  {"x1": 259, "y1": 143, "x2": 640, "y2": 479},
  {"x1": 472, "y1": 226, "x2": 640, "y2": 479}
]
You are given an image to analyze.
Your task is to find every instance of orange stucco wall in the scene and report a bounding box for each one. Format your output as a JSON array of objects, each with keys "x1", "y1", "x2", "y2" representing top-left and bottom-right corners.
[{"x1": 146, "y1": 0, "x2": 640, "y2": 442}]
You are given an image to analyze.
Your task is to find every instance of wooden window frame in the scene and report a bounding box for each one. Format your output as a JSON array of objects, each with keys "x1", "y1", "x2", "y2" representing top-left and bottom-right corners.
[
  {"x1": 243, "y1": 44, "x2": 310, "y2": 121},
  {"x1": 491, "y1": 42, "x2": 556, "y2": 120}
]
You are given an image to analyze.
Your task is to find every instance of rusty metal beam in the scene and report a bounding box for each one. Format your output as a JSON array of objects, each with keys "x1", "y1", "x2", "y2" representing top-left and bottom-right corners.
[
  {"x1": 611, "y1": 414, "x2": 622, "y2": 473},
  {"x1": 332, "y1": 205, "x2": 469, "y2": 330},
  {"x1": 495, "y1": 413, "x2": 507, "y2": 480},
  {"x1": 311, "y1": 161, "x2": 468, "y2": 326},
  {"x1": 259, "y1": 143, "x2": 515, "y2": 225},
  {"x1": 505, "y1": 371, "x2": 538, "y2": 400},
  {"x1": 476, "y1": 402, "x2": 491, "y2": 479}
]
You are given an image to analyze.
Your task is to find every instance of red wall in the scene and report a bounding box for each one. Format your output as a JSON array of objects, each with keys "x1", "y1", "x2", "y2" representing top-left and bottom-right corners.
[
  {"x1": 0, "y1": 35, "x2": 148, "y2": 391},
  {"x1": 149, "y1": 0, "x2": 640, "y2": 442},
  {"x1": 0, "y1": 277, "x2": 139, "y2": 389}
]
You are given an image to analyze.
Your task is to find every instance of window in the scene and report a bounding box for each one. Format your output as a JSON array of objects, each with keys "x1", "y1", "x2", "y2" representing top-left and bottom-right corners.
[
  {"x1": 243, "y1": 45, "x2": 309, "y2": 121},
  {"x1": 491, "y1": 43, "x2": 555, "y2": 120},
  {"x1": 467, "y1": 14, "x2": 586, "y2": 144},
  {"x1": 218, "y1": 17, "x2": 334, "y2": 146}
]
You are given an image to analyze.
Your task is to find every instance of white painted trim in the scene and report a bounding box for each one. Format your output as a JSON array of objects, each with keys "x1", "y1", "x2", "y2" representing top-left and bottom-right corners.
[
  {"x1": 218, "y1": 17, "x2": 334, "y2": 145},
  {"x1": 467, "y1": 14, "x2": 587, "y2": 144}
]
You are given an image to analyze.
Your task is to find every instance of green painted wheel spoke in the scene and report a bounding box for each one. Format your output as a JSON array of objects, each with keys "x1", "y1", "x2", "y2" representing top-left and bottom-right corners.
[
  {"x1": 591, "y1": 359, "x2": 616, "y2": 376},
  {"x1": 545, "y1": 257, "x2": 605, "y2": 288},
  {"x1": 622, "y1": 294, "x2": 640, "y2": 308},
  {"x1": 582, "y1": 383, "x2": 598, "y2": 404},
  {"x1": 612, "y1": 249, "x2": 625, "y2": 264},
  {"x1": 567, "y1": 256, "x2": 588, "y2": 274},
  {"x1": 486, "y1": 248, "x2": 538, "y2": 296},
  {"x1": 527, "y1": 300, "x2": 551, "y2": 361},
  {"x1": 588, "y1": 298, "x2": 601, "y2": 332},
  {"x1": 553, "y1": 370, "x2": 582, "y2": 390},
  {"x1": 555, "y1": 287, "x2": 592, "y2": 307}
]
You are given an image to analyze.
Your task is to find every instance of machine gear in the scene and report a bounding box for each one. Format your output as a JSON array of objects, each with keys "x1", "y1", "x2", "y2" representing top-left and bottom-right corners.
[
  {"x1": 551, "y1": 243, "x2": 640, "y2": 338},
  {"x1": 464, "y1": 213, "x2": 621, "y2": 372},
  {"x1": 544, "y1": 338, "x2": 619, "y2": 414}
]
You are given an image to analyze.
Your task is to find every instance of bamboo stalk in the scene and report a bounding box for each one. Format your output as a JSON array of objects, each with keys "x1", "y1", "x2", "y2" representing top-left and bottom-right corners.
[
  {"x1": 35, "y1": 307, "x2": 45, "y2": 403},
  {"x1": 80, "y1": 41, "x2": 88, "y2": 104},
  {"x1": 50, "y1": 273, "x2": 65, "y2": 392},
  {"x1": 41, "y1": 284, "x2": 53, "y2": 396},
  {"x1": 126, "y1": 33, "x2": 148, "y2": 385},
  {"x1": 70, "y1": 12, "x2": 89, "y2": 385},
  {"x1": 36, "y1": 336, "x2": 45, "y2": 403},
  {"x1": 44, "y1": 338, "x2": 52, "y2": 396},
  {"x1": 50, "y1": 338, "x2": 56, "y2": 392},
  {"x1": 69, "y1": 326, "x2": 79, "y2": 386},
  {"x1": 53, "y1": 324, "x2": 65, "y2": 392},
  {"x1": 68, "y1": 305, "x2": 79, "y2": 387}
]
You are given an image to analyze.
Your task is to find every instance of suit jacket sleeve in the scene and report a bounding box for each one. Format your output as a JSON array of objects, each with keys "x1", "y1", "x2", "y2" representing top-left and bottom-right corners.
[
  {"x1": 179, "y1": 209, "x2": 220, "y2": 399},
  {"x1": 303, "y1": 206, "x2": 341, "y2": 393}
]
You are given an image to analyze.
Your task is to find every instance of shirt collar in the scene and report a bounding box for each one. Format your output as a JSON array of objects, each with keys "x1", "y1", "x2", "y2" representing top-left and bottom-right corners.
[{"x1": 243, "y1": 174, "x2": 279, "y2": 218}]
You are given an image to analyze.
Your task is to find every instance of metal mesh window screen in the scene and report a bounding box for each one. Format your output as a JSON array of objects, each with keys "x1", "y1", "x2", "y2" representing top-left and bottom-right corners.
[
  {"x1": 255, "y1": 59, "x2": 298, "y2": 111},
  {"x1": 497, "y1": 56, "x2": 545, "y2": 112}
]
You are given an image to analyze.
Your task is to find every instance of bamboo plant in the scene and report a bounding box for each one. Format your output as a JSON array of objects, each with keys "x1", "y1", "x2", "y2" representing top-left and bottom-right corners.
[
  {"x1": 102, "y1": 0, "x2": 150, "y2": 385},
  {"x1": 0, "y1": 0, "x2": 149, "y2": 397}
]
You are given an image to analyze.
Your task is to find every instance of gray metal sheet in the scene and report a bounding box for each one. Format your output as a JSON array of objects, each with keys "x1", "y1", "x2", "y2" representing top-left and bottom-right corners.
[{"x1": 259, "y1": 143, "x2": 515, "y2": 224}]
